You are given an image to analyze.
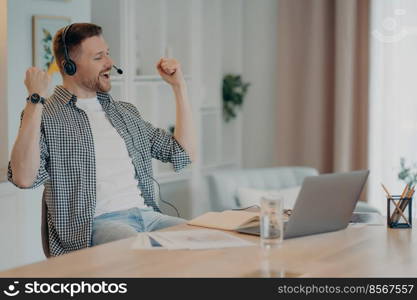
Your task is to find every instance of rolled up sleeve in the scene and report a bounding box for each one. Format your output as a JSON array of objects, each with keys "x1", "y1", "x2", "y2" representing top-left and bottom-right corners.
[
  {"x1": 143, "y1": 120, "x2": 192, "y2": 172},
  {"x1": 123, "y1": 102, "x2": 192, "y2": 172},
  {"x1": 8, "y1": 110, "x2": 50, "y2": 189}
]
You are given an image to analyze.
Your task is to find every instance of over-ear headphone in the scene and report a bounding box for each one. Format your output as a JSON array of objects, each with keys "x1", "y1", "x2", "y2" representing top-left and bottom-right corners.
[{"x1": 61, "y1": 24, "x2": 77, "y2": 76}]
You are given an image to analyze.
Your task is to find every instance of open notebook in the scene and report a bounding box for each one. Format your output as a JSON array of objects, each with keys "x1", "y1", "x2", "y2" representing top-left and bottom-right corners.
[{"x1": 187, "y1": 210, "x2": 260, "y2": 231}]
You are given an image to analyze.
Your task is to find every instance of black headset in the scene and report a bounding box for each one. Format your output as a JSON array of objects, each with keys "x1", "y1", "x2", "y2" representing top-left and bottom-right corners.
[
  {"x1": 61, "y1": 24, "x2": 77, "y2": 76},
  {"x1": 61, "y1": 23, "x2": 123, "y2": 76}
]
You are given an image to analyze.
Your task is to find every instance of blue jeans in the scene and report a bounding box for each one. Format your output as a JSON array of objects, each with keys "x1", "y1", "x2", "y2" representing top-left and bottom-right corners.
[{"x1": 91, "y1": 206, "x2": 186, "y2": 246}]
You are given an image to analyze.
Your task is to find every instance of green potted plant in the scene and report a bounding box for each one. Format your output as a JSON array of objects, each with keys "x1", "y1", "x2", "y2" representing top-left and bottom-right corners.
[
  {"x1": 222, "y1": 74, "x2": 250, "y2": 122},
  {"x1": 398, "y1": 157, "x2": 417, "y2": 186}
]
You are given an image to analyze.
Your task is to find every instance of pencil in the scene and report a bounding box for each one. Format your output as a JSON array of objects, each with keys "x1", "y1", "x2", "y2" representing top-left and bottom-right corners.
[
  {"x1": 392, "y1": 184, "x2": 413, "y2": 225},
  {"x1": 400, "y1": 184, "x2": 414, "y2": 217},
  {"x1": 381, "y1": 183, "x2": 392, "y2": 198},
  {"x1": 400, "y1": 184, "x2": 409, "y2": 199},
  {"x1": 392, "y1": 184, "x2": 409, "y2": 222},
  {"x1": 392, "y1": 183, "x2": 411, "y2": 218}
]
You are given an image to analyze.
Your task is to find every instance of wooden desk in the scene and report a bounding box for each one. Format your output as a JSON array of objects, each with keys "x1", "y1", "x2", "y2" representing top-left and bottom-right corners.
[{"x1": 0, "y1": 224, "x2": 415, "y2": 277}]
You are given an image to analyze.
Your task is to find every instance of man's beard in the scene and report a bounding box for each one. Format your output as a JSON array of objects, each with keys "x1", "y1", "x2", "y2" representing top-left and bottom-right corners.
[{"x1": 82, "y1": 75, "x2": 111, "y2": 93}]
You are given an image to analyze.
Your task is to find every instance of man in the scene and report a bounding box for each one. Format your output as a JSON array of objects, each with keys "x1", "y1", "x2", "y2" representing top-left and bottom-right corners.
[{"x1": 8, "y1": 23, "x2": 196, "y2": 257}]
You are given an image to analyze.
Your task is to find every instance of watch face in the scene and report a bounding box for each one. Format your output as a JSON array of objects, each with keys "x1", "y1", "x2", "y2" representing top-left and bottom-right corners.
[{"x1": 31, "y1": 93, "x2": 40, "y2": 103}]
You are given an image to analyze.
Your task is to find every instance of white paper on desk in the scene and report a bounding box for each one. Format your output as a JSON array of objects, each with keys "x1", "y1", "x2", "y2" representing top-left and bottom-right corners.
[
  {"x1": 131, "y1": 233, "x2": 153, "y2": 249},
  {"x1": 148, "y1": 229, "x2": 255, "y2": 250}
]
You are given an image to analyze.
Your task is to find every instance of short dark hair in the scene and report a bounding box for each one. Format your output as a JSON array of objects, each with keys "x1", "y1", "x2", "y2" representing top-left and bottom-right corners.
[{"x1": 53, "y1": 23, "x2": 102, "y2": 75}]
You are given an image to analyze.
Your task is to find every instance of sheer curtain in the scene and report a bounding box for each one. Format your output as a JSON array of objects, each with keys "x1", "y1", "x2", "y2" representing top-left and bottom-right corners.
[{"x1": 368, "y1": 0, "x2": 417, "y2": 214}]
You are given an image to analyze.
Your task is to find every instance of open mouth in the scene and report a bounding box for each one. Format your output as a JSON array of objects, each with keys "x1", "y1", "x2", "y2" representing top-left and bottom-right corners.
[{"x1": 100, "y1": 71, "x2": 110, "y2": 79}]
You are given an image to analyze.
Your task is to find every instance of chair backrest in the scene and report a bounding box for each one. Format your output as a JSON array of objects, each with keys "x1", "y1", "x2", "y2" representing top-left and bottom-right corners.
[
  {"x1": 41, "y1": 189, "x2": 51, "y2": 258},
  {"x1": 207, "y1": 166, "x2": 319, "y2": 211}
]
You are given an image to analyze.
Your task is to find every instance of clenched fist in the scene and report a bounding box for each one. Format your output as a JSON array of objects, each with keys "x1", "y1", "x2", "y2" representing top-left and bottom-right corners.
[
  {"x1": 24, "y1": 67, "x2": 51, "y2": 97},
  {"x1": 156, "y1": 58, "x2": 185, "y2": 87}
]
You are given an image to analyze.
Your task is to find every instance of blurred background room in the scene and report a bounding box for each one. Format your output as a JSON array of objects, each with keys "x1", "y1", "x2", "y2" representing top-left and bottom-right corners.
[{"x1": 1, "y1": 0, "x2": 416, "y2": 271}]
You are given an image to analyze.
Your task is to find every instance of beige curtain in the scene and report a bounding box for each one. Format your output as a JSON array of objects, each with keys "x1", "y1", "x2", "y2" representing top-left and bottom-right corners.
[{"x1": 276, "y1": 0, "x2": 369, "y2": 174}]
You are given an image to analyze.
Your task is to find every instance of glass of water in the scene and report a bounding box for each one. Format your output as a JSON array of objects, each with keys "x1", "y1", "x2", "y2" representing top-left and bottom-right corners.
[{"x1": 260, "y1": 193, "x2": 284, "y2": 248}]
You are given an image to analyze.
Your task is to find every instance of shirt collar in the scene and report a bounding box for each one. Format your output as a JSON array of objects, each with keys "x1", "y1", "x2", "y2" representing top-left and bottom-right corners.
[{"x1": 52, "y1": 86, "x2": 111, "y2": 106}]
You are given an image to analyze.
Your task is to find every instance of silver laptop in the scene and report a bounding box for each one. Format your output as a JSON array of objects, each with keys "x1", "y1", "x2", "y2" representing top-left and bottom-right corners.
[{"x1": 236, "y1": 170, "x2": 370, "y2": 239}]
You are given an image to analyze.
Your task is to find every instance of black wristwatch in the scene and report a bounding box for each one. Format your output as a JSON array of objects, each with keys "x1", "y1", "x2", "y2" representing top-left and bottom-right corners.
[{"x1": 26, "y1": 93, "x2": 45, "y2": 105}]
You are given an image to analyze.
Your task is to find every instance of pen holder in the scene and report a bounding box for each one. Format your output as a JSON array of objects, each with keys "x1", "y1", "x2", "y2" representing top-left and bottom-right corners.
[{"x1": 387, "y1": 195, "x2": 412, "y2": 228}]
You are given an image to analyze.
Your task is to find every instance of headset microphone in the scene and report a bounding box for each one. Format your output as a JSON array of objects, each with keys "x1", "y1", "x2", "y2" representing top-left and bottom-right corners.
[{"x1": 112, "y1": 65, "x2": 123, "y2": 75}]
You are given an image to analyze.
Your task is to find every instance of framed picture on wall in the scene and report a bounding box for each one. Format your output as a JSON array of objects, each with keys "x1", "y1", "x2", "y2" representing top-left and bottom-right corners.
[{"x1": 32, "y1": 15, "x2": 71, "y2": 71}]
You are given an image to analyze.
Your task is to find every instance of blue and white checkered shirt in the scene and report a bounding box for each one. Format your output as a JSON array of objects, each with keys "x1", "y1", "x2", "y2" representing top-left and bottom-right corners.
[{"x1": 8, "y1": 86, "x2": 191, "y2": 256}]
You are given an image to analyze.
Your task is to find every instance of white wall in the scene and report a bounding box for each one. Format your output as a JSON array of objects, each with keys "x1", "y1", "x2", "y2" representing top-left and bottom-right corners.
[
  {"x1": 242, "y1": 0, "x2": 278, "y2": 168},
  {"x1": 0, "y1": 0, "x2": 91, "y2": 271}
]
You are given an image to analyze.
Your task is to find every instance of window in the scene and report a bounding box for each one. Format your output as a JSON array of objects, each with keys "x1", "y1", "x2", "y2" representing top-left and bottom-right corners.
[{"x1": 368, "y1": 0, "x2": 417, "y2": 213}]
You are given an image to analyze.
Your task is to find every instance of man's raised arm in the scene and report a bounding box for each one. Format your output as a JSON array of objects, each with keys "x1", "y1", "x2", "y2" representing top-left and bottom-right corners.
[{"x1": 9, "y1": 67, "x2": 50, "y2": 188}]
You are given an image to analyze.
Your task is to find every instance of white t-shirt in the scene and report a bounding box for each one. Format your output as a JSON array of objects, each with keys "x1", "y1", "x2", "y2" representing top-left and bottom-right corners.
[{"x1": 75, "y1": 97, "x2": 147, "y2": 217}]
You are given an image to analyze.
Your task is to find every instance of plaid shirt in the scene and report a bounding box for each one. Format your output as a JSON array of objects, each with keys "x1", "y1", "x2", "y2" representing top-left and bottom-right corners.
[{"x1": 8, "y1": 86, "x2": 191, "y2": 256}]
